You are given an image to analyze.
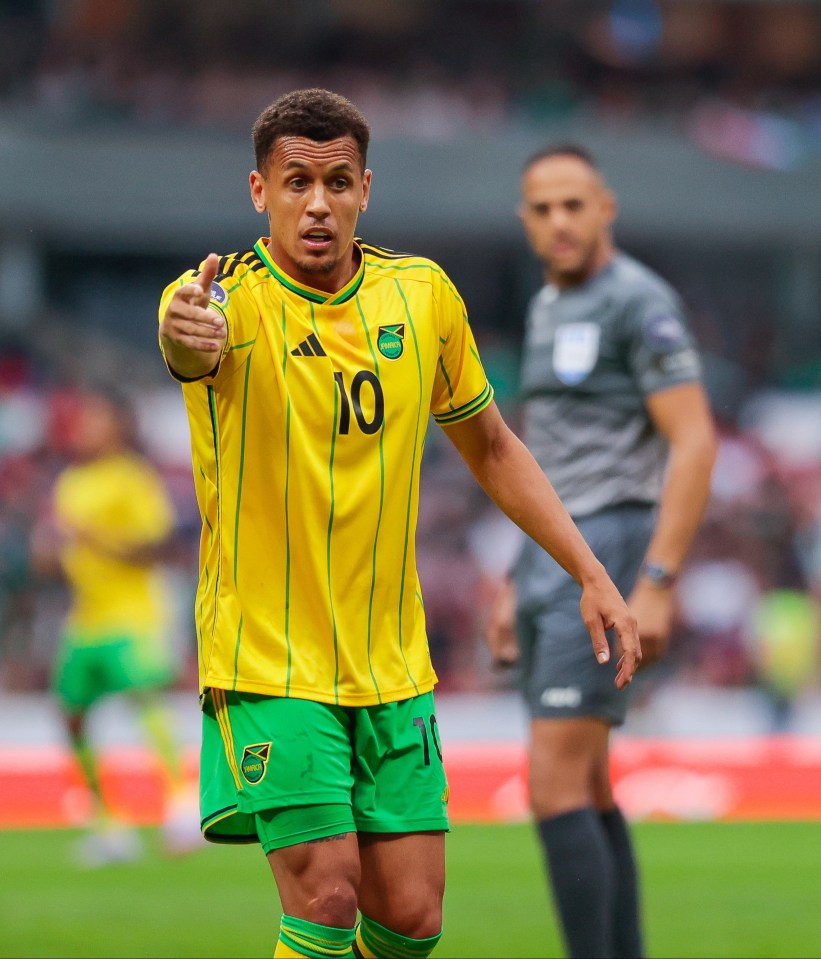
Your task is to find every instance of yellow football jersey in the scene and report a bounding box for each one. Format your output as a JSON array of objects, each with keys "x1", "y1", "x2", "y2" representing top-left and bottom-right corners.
[
  {"x1": 54, "y1": 452, "x2": 175, "y2": 641},
  {"x1": 159, "y1": 238, "x2": 493, "y2": 706}
]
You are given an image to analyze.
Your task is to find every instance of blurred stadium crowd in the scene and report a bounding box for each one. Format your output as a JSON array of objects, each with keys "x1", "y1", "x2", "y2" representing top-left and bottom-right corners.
[
  {"x1": 1, "y1": 0, "x2": 821, "y2": 728},
  {"x1": 3, "y1": 0, "x2": 821, "y2": 170}
]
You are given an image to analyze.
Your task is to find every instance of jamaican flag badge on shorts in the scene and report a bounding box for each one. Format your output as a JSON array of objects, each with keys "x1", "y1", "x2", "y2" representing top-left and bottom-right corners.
[{"x1": 240, "y1": 742, "x2": 272, "y2": 784}]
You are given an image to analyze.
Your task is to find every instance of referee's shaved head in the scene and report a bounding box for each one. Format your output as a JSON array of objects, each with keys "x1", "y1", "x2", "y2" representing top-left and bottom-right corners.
[
  {"x1": 523, "y1": 143, "x2": 598, "y2": 174},
  {"x1": 522, "y1": 144, "x2": 608, "y2": 190}
]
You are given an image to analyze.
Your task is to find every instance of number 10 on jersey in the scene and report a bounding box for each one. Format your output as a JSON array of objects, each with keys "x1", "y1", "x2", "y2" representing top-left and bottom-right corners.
[{"x1": 334, "y1": 370, "x2": 385, "y2": 435}]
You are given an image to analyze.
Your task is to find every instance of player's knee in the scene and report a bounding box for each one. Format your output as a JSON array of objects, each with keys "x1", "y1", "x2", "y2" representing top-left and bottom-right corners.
[
  {"x1": 529, "y1": 762, "x2": 594, "y2": 818},
  {"x1": 388, "y1": 898, "x2": 443, "y2": 940},
  {"x1": 306, "y1": 883, "x2": 359, "y2": 928}
]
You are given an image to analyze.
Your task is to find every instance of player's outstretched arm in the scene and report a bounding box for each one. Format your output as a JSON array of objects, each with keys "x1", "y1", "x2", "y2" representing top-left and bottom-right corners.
[
  {"x1": 443, "y1": 401, "x2": 641, "y2": 688},
  {"x1": 159, "y1": 253, "x2": 226, "y2": 380}
]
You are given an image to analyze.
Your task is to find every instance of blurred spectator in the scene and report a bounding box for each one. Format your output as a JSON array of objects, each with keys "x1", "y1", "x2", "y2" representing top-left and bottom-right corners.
[
  {"x1": 744, "y1": 588, "x2": 821, "y2": 731},
  {"x1": 0, "y1": 0, "x2": 818, "y2": 158}
]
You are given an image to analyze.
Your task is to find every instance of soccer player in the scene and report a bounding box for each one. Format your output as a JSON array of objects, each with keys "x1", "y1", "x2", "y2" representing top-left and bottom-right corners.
[
  {"x1": 484, "y1": 145, "x2": 718, "y2": 958},
  {"x1": 31, "y1": 386, "x2": 198, "y2": 864},
  {"x1": 158, "y1": 89, "x2": 641, "y2": 959}
]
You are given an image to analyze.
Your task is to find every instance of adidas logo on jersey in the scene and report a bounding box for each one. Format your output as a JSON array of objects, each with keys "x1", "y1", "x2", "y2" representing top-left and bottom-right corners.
[{"x1": 291, "y1": 333, "x2": 327, "y2": 357}]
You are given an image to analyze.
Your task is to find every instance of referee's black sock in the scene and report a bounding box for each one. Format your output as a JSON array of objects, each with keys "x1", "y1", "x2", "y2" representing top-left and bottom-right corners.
[
  {"x1": 537, "y1": 807, "x2": 615, "y2": 959},
  {"x1": 600, "y1": 805, "x2": 644, "y2": 958}
]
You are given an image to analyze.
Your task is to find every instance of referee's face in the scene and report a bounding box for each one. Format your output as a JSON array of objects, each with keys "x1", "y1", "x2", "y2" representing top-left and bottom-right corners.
[
  {"x1": 519, "y1": 155, "x2": 616, "y2": 288},
  {"x1": 249, "y1": 135, "x2": 372, "y2": 295}
]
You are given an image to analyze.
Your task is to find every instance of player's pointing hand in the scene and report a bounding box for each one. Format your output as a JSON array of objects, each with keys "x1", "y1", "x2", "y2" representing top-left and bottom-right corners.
[
  {"x1": 160, "y1": 253, "x2": 227, "y2": 380},
  {"x1": 189, "y1": 252, "x2": 221, "y2": 306},
  {"x1": 580, "y1": 576, "x2": 641, "y2": 690}
]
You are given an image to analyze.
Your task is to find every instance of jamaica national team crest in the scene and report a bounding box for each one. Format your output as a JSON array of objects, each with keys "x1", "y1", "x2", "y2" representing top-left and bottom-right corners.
[
  {"x1": 240, "y1": 742, "x2": 272, "y2": 784},
  {"x1": 377, "y1": 324, "x2": 404, "y2": 360}
]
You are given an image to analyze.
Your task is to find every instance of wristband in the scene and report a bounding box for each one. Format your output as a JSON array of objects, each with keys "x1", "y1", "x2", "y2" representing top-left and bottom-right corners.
[{"x1": 641, "y1": 562, "x2": 677, "y2": 588}]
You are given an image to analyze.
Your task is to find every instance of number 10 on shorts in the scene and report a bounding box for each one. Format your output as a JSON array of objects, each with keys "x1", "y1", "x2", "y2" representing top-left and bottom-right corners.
[{"x1": 413, "y1": 715, "x2": 443, "y2": 766}]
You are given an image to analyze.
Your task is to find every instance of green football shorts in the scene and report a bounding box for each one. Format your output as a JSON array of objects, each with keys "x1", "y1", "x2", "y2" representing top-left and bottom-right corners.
[
  {"x1": 53, "y1": 632, "x2": 175, "y2": 712},
  {"x1": 200, "y1": 688, "x2": 450, "y2": 852}
]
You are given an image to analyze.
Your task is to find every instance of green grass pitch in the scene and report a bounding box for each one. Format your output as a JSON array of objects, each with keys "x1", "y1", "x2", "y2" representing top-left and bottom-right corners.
[{"x1": 1, "y1": 821, "x2": 819, "y2": 958}]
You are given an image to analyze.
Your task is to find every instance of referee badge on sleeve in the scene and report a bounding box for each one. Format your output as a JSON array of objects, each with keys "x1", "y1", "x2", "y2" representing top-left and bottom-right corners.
[
  {"x1": 209, "y1": 281, "x2": 228, "y2": 306},
  {"x1": 553, "y1": 323, "x2": 600, "y2": 385},
  {"x1": 642, "y1": 312, "x2": 687, "y2": 352}
]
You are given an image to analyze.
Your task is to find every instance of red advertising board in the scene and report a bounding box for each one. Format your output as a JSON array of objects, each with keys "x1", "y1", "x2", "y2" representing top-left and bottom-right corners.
[{"x1": 1, "y1": 737, "x2": 820, "y2": 828}]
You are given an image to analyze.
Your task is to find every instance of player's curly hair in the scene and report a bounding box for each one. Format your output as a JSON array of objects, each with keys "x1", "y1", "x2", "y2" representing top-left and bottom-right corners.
[{"x1": 252, "y1": 88, "x2": 371, "y2": 174}]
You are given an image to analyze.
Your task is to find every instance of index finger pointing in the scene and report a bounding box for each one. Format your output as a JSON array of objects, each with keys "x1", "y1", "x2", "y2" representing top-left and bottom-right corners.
[{"x1": 194, "y1": 253, "x2": 220, "y2": 294}]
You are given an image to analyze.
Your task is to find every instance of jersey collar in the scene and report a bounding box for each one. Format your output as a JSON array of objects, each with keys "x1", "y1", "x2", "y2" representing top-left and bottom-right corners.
[{"x1": 253, "y1": 238, "x2": 365, "y2": 306}]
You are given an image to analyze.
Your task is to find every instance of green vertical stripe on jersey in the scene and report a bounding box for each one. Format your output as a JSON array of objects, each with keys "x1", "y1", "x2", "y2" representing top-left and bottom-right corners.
[
  {"x1": 393, "y1": 278, "x2": 423, "y2": 695},
  {"x1": 437, "y1": 355, "x2": 455, "y2": 403},
  {"x1": 231, "y1": 615, "x2": 243, "y2": 691},
  {"x1": 356, "y1": 294, "x2": 386, "y2": 702},
  {"x1": 198, "y1": 465, "x2": 214, "y2": 669},
  {"x1": 233, "y1": 353, "x2": 252, "y2": 585},
  {"x1": 281, "y1": 303, "x2": 293, "y2": 694},
  {"x1": 312, "y1": 304, "x2": 341, "y2": 703},
  {"x1": 231, "y1": 353, "x2": 253, "y2": 686},
  {"x1": 207, "y1": 387, "x2": 223, "y2": 647},
  {"x1": 366, "y1": 259, "x2": 463, "y2": 310}
]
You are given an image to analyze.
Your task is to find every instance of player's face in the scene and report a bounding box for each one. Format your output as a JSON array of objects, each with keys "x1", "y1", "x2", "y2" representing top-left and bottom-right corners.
[
  {"x1": 67, "y1": 397, "x2": 123, "y2": 460},
  {"x1": 250, "y1": 135, "x2": 371, "y2": 293},
  {"x1": 518, "y1": 156, "x2": 616, "y2": 287}
]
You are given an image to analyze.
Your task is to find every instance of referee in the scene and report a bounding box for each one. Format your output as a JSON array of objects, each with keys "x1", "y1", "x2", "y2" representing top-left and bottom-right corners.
[{"x1": 485, "y1": 145, "x2": 717, "y2": 959}]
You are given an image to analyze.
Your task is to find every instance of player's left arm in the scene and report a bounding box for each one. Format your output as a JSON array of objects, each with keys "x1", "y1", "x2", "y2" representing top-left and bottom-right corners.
[
  {"x1": 67, "y1": 527, "x2": 173, "y2": 566},
  {"x1": 631, "y1": 382, "x2": 718, "y2": 664},
  {"x1": 443, "y1": 401, "x2": 641, "y2": 689}
]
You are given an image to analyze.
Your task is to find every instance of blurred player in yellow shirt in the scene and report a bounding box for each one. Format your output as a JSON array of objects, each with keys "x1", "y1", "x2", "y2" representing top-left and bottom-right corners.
[{"x1": 32, "y1": 386, "x2": 200, "y2": 865}]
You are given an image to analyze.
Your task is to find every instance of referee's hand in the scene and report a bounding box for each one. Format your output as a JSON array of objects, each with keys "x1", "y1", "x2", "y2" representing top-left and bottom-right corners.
[{"x1": 484, "y1": 577, "x2": 520, "y2": 669}]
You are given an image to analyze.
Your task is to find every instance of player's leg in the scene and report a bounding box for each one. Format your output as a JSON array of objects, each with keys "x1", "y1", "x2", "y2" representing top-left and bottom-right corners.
[
  {"x1": 598, "y1": 802, "x2": 643, "y2": 958},
  {"x1": 64, "y1": 706, "x2": 103, "y2": 812},
  {"x1": 354, "y1": 832, "x2": 445, "y2": 958},
  {"x1": 519, "y1": 588, "x2": 621, "y2": 958},
  {"x1": 544, "y1": 718, "x2": 644, "y2": 959},
  {"x1": 53, "y1": 639, "x2": 103, "y2": 805},
  {"x1": 585, "y1": 505, "x2": 652, "y2": 959},
  {"x1": 520, "y1": 505, "x2": 653, "y2": 958},
  {"x1": 350, "y1": 692, "x2": 449, "y2": 958},
  {"x1": 266, "y1": 831, "x2": 361, "y2": 957},
  {"x1": 130, "y1": 685, "x2": 203, "y2": 852},
  {"x1": 109, "y1": 636, "x2": 201, "y2": 852},
  {"x1": 530, "y1": 716, "x2": 616, "y2": 959},
  {"x1": 109, "y1": 634, "x2": 182, "y2": 783},
  {"x1": 54, "y1": 638, "x2": 143, "y2": 864},
  {"x1": 203, "y1": 690, "x2": 362, "y2": 956}
]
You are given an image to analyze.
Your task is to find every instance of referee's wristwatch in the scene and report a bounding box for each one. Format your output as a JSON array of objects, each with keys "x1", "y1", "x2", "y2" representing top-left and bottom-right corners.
[{"x1": 640, "y1": 562, "x2": 677, "y2": 589}]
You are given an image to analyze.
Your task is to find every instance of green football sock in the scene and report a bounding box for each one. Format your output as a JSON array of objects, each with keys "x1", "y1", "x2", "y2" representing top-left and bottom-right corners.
[
  {"x1": 275, "y1": 914, "x2": 356, "y2": 958},
  {"x1": 355, "y1": 915, "x2": 442, "y2": 958}
]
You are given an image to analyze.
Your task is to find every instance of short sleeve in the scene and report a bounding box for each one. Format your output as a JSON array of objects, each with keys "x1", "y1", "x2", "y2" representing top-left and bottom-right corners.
[
  {"x1": 158, "y1": 261, "x2": 234, "y2": 383},
  {"x1": 430, "y1": 272, "x2": 494, "y2": 425},
  {"x1": 624, "y1": 290, "x2": 702, "y2": 396}
]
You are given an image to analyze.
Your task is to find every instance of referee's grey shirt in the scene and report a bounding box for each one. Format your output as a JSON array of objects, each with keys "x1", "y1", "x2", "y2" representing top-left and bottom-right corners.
[{"x1": 519, "y1": 251, "x2": 703, "y2": 522}]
